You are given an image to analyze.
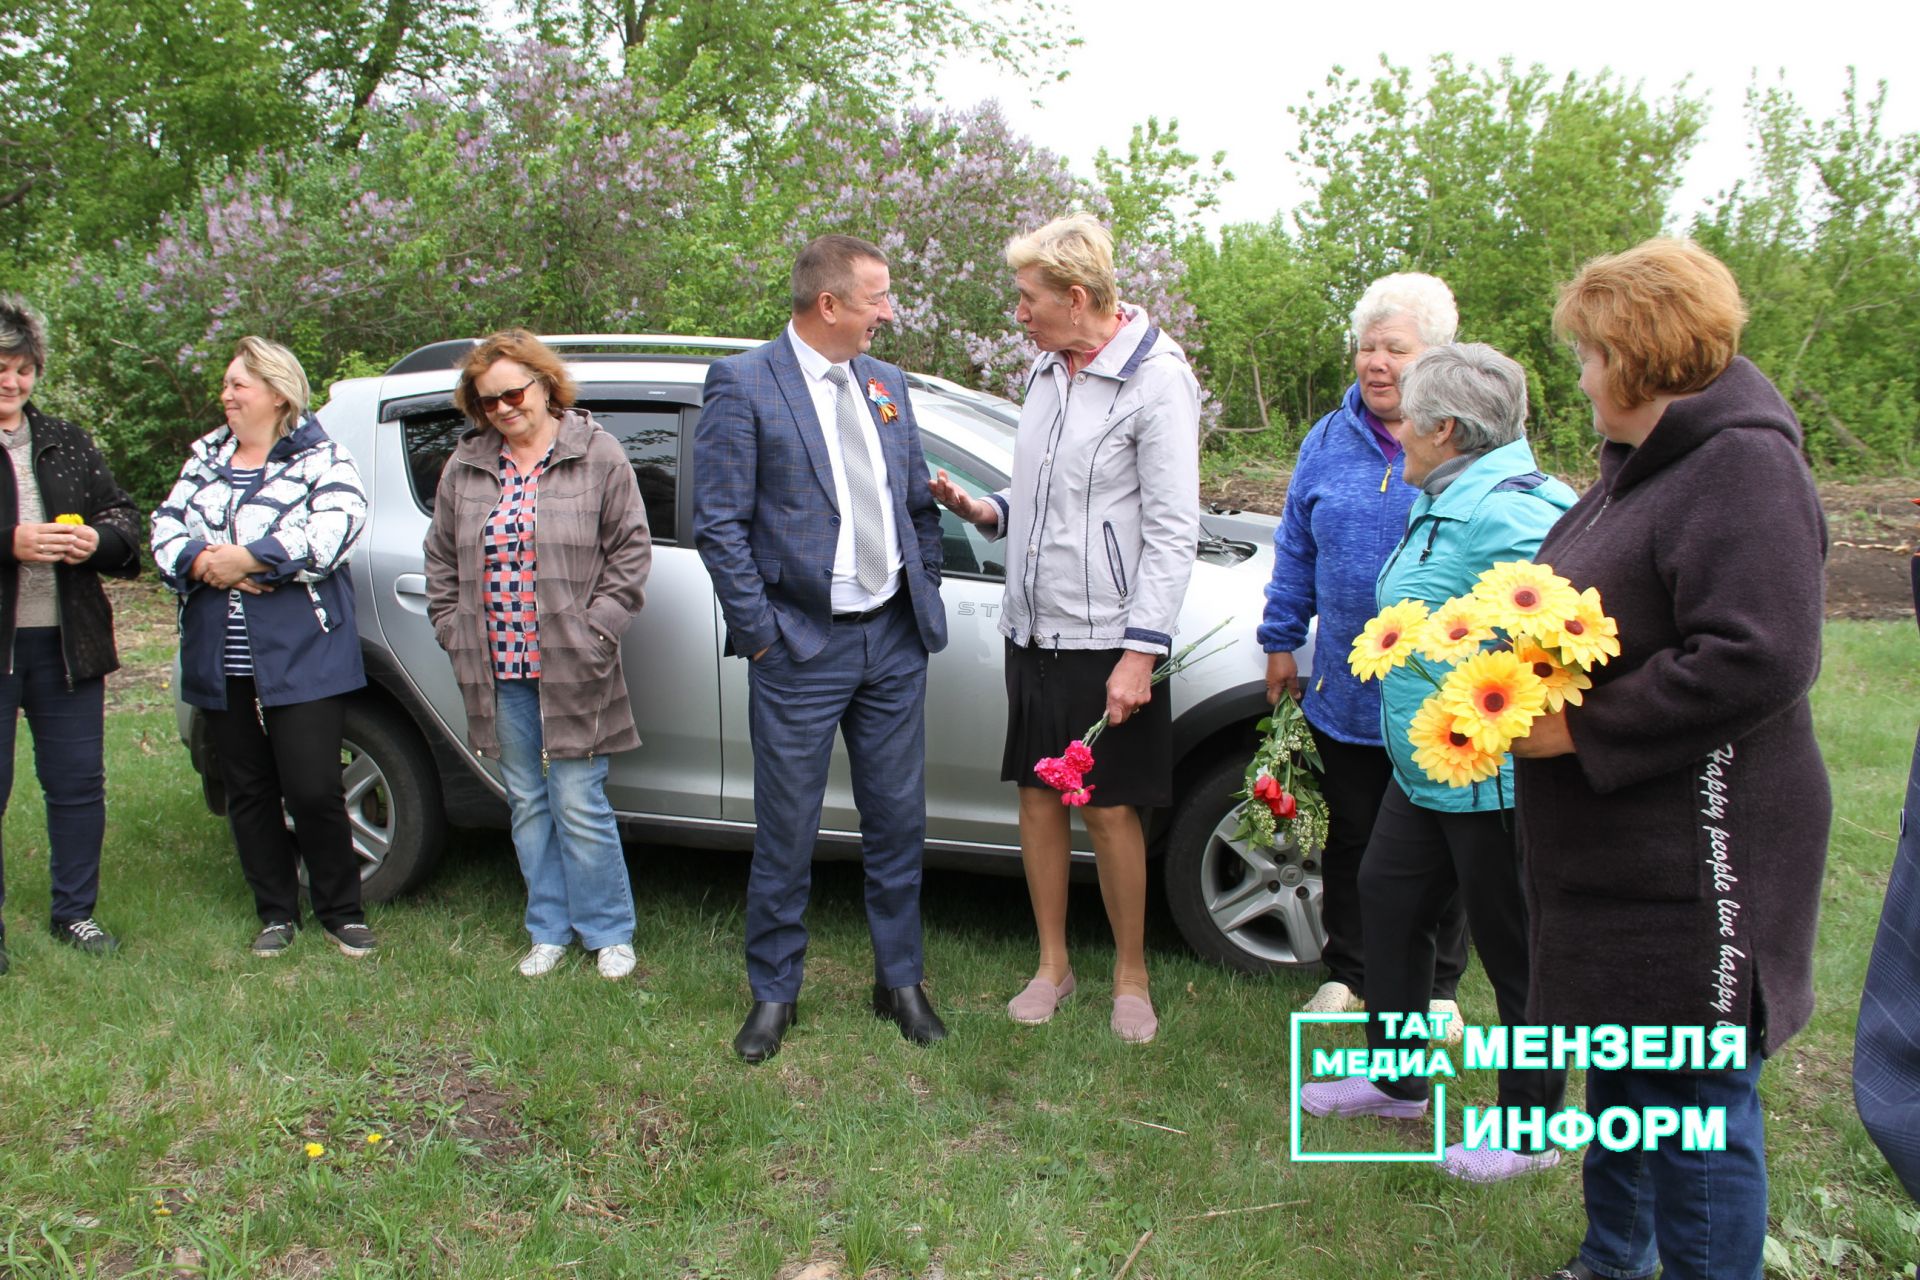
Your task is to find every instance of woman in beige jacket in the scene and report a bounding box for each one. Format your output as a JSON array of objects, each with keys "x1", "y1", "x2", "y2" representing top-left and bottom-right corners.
[{"x1": 426, "y1": 329, "x2": 650, "y2": 981}]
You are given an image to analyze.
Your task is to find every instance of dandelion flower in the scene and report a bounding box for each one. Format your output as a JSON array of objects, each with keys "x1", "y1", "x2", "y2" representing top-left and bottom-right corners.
[
  {"x1": 54, "y1": 513, "x2": 85, "y2": 525},
  {"x1": 1512, "y1": 639, "x2": 1592, "y2": 712},
  {"x1": 1415, "y1": 596, "x2": 1496, "y2": 663},
  {"x1": 305, "y1": 1142, "x2": 325, "y2": 1159},
  {"x1": 1408, "y1": 696, "x2": 1505, "y2": 787},
  {"x1": 365, "y1": 1133, "x2": 384, "y2": 1146},
  {"x1": 1440, "y1": 650, "x2": 1547, "y2": 752},
  {"x1": 1471, "y1": 561, "x2": 1580, "y2": 635},
  {"x1": 1538, "y1": 586, "x2": 1620, "y2": 670},
  {"x1": 1348, "y1": 600, "x2": 1431, "y2": 681}
]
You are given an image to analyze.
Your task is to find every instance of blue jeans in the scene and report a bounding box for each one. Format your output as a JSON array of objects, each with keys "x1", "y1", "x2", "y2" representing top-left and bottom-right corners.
[
  {"x1": 1579, "y1": 1058, "x2": 1768, "y2": 1280},
  {"x1": 493, "y1": 679, "x2": 634, "y2": 950},
  {"x1": 0, "y1": 628, "x2": 107, "y2": 927}
]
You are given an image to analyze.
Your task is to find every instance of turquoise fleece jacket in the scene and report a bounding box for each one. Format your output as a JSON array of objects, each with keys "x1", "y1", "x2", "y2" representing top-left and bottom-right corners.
[{"x1": 1374, "y1": 437, "x2": 1575, "y2": 812}]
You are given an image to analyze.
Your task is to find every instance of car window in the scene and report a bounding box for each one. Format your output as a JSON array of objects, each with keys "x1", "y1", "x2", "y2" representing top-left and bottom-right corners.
[
  {"x1": 590, "y1": 406, "x2": 680, "y2": 542},
  {"x1": 398, "y1": 403, "x2": 681, "y2": 544},
  {"x1": 922, "y1": 448, "x2": 1004, "y2": 580}
]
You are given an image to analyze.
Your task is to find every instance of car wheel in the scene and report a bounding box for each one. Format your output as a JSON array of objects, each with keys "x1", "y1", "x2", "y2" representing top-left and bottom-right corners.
[
  {"x1": 1163, "y1": 754, "x2": 1326, "y2": 973},
  {"x1": 305, "y1": 699, "x2": 446, "y2": 904}
]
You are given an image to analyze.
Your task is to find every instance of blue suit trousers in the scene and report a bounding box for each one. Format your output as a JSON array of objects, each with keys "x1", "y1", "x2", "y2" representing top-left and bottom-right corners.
[{"x1": 744, "y1": 598, "x2": 927, "y2": 1001}]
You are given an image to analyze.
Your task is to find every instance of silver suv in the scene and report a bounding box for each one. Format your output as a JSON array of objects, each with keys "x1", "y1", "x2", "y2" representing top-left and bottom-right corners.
[{"x1": 174, "y1": 337, "x2": 1321, "y2": 974}]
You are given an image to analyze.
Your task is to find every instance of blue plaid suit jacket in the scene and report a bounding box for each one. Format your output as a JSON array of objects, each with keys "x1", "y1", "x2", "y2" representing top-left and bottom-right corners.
[
  {"x1": 691, "y1": 333, "x2": 948, "y2": 663},
  {"x1": 1853, "y1": 559, "x2": 1920, "y2": 1206}
]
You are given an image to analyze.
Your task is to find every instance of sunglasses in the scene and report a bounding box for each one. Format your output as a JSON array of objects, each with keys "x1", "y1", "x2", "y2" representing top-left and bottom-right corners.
[{"x1": 477, "y1": 378, "x2": 539, "y2": 413}]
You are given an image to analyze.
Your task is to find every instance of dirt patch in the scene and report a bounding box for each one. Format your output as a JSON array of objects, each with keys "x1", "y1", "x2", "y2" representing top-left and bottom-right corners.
[
  {"x1": 1202, "y1": 473, "x2": 1918, "y2": 622},
  {"x1": 306, "y1": 1049, "x2": 531, "y2": 1163}
]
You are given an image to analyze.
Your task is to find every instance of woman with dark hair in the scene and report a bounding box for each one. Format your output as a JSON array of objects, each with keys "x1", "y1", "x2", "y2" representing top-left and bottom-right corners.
[
  {"x1": 1515, "y1": 238, "x2": 1829, "y2": 1280},
  {"x1": 0, "y1": 295, "x2": 142, "y2": 972},
  {"x1": 152, "y1": 336, "x2": 373, "y2": 958},
  {"x1": 426, "y1": 330, "x2": 651, "y2": 980}
]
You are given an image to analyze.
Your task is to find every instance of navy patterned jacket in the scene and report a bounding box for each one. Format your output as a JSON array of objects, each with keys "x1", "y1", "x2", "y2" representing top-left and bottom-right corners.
[{"x1": 691, "y1": 334, "x2": 947, "y2": 663}]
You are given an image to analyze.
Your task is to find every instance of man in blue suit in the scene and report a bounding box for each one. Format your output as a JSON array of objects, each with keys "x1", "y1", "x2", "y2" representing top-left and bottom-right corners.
[{"x1": 693, "y1": 235, "x2": 950, "y2": 1063}]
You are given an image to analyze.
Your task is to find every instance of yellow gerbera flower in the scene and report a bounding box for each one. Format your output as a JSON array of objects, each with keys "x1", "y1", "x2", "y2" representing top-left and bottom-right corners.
[
  {"x1": 1415, "y1": 595, "x2": 1496, "y2": 663},
  {"x1": 1440, "y1": 650, "x2": 1547, "y2": 752},
  {"x1": 1471, "y1": 561, "x2": 1581, "y2": 636},
  {"x1": 1408, "y1": 695, "x2": 1505, "y2": 786},
  {"x1": 1348, "y1": 600, "x2": 1430, "y2": 681},
  {"x1": 1538, "y1": 586, "x2": 1620, "y2": 670},
  {"x1": 1512, "y1": 639, "x2": 1592, "y2": 712}
]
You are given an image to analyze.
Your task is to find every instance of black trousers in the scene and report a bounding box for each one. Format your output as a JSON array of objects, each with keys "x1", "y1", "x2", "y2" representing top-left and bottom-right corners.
[
  {"x1": 1359, "y1": 782, "x2": 1565, "y2": 1111},
  {"x1": 1310, "y1": 725, "x2": 1467, "y2": 996},
  {"x1": 204, "y1": 678, "x2": 365, "y2": 930}
]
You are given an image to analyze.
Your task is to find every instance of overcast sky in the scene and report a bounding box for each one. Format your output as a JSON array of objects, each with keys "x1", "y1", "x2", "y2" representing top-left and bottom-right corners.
[{"x1": 932, "y1": 0, "x2": 1919, "y2": 233}]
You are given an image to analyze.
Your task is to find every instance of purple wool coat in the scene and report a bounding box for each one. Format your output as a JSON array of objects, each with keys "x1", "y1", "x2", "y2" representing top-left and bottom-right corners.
[{"x1": 1516, "y1": 357, "x2": 1831, "y2": 1059}]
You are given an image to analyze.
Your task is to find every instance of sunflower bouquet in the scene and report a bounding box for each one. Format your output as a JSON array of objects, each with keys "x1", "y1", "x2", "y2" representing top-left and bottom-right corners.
[
  {"x1": 1348, "y1": 561, "x2": 1620, "y2": 786},
  {"x1": 1231, "y1": 693, "x2": 1329, "y2": 854}
]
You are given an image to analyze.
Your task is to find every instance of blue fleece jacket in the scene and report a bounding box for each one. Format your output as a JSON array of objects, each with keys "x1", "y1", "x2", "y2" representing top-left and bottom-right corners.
[{"x1": 1258, "y1": 383, "x2": 1417, "y2": 745}]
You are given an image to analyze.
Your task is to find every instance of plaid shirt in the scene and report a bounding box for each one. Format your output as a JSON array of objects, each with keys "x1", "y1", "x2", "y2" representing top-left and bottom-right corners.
[{"x1": 482, "y1": 445, "x2": 551, "y2": 679}]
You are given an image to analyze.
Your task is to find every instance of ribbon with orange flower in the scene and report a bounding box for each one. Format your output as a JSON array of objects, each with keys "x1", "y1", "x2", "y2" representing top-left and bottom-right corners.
[{"x1": 866, "y1": 377, "x2": 898, "y2": 424}]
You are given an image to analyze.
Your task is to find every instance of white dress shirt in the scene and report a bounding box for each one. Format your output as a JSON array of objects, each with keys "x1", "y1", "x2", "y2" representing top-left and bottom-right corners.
[{"x1": 785, "y1": 324, "x2": 904, "y2": 612}]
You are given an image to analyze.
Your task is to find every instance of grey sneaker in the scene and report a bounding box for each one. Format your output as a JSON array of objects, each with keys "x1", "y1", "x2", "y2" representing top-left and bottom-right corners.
[
  {"x1": 251, "y1": 922, "x2": 298, "y2": 956},
  {"x1": 324, "y1": 923, "x2": 378, "y2": 958},
  {"x1": 52, "y1": 917, "x2": 119, "y2": 954}
]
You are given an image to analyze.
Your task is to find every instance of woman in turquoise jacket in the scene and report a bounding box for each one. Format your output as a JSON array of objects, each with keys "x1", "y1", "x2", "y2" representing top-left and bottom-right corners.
[{"x1": 1300, "y1": 343, "x2": 1574, "y2": 1183}]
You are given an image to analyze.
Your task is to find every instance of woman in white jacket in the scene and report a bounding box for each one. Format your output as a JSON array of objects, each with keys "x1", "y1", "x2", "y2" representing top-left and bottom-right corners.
[{"x1": 933, "y1": 214, "x2": 1200, "y2": 1042}]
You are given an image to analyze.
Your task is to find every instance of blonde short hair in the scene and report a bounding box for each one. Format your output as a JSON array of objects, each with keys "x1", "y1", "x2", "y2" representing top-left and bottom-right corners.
[
  {"x1": 1554, "y1": 238, "x2": 1748, "y2": 409},
  {"x1": 232, "y1": 336, "x2": 310, "y2": 438},
  {"x1": 1005, "y1": 213, "x2": 1118, "y2": 314}
]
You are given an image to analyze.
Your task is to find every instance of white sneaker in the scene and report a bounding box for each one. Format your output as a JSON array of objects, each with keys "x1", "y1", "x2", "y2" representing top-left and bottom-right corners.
[
  {"x1": 1303, "y1": 981, "x2": 1361, "y2": 1013},
  {"x1": 596, "y1": 943, "x2": 637, "y2": 981},
  {"x1": 1429, "y1": 997, "x2": 1465, "y2": 1045},
  {"x1": 518, "y1": 943, "x2": 567, "y2": 977}
]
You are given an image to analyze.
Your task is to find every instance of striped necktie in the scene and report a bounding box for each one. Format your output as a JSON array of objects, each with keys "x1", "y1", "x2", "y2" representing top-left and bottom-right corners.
[{"x1": 824, "y1": 366, "x2": 889, "y2": 595}]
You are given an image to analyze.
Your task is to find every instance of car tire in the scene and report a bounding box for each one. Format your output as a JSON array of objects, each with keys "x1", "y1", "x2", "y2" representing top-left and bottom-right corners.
[
  {"x1": 1163, "y1": 753, "x2": 1327, "y2": 974},
  {"x1": 332, "y1": 698, "x2": 446, "y2": 904}
]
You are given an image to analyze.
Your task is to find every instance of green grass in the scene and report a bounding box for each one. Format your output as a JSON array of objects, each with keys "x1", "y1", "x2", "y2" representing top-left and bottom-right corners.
[{"x1": 0, "y1": 622, "x2": 1915, "y2": 1278}]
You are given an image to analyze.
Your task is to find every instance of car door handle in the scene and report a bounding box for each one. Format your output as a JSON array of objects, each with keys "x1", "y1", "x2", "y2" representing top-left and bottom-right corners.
[{"x1": 394, "y1": 573, "x2": 429, "y2": 614}]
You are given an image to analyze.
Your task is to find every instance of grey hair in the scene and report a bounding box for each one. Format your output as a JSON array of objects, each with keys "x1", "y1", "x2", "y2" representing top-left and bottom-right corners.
[
  {"x1": 0, "y1": 294, "x2": 48, "y2": 373},
  {"x1": 1350, "y1": 272, "x2": 1458, "y2": 346},
  {"x1": 1399, "y1": 343, "x2": 1529, "y2": 455}
]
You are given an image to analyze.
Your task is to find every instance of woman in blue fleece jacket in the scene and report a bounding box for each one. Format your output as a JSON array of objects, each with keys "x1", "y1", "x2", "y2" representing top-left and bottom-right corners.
[{"x1": 1256, "y1": 273, "x2": 1469, "y2": 1016}]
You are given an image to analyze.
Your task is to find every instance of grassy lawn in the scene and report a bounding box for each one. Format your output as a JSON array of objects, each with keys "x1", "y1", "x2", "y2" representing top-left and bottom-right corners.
[{"x1": 0, "y1": 619, "x2": 1915, "y2": 1278}]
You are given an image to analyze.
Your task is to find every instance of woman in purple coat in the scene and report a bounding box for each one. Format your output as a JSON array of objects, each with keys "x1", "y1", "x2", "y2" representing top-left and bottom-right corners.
[{"x1": 1514, "y1": 239, "x2": 1829, "y2": 1280}]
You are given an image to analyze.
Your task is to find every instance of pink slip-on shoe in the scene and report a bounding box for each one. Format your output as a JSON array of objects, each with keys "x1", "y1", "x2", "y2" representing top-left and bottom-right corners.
[
  {"x1": 1110, "y1": 994, "x2": 1158, "y2": 1044},
  {"x1": 1007, "y1": 972, "x2": 1076, "y2": 1025},
  {"x1": 1299, "y1": 1075, "x2": 1430, "y2": 1119},
  {"x1": 1440, "y1": 1142, "x2": 1561, "y2": 1183}
]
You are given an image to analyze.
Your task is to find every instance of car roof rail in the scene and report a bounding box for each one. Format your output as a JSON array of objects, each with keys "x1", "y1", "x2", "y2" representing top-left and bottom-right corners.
[{"x1": 384, "y1": 334, "x2": 762, "y2": 376}]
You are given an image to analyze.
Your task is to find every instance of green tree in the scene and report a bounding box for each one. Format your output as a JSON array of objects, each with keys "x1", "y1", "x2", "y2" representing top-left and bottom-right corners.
[
  {"x1": 517, "y1": 0, "x2": 1075, "y2": 132},
  {"x1": 1288, "y1": 56, "x2": 1704, "y2": 466},
  {"x1": 1182, "y1": 218, "x2": 1345, "y2": 444},
  {"x1": 1694, "y1": 71, "x2": 1920, "y2": 471},
  {"x1": 1094, "y1": 116, "x2": 1229, "y2": 250},
  {"x1": 0, "y1": 0, "x2": 311, "y2": 255}
]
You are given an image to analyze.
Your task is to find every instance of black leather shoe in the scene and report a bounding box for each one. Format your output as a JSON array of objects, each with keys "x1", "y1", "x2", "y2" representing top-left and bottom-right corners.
[
  {"x1": 732, "y1": 1001, "x2": 795, "y2": 1063},
  {"x1": 872, "y1": 983, "x2": 948, "y2": 1044}
]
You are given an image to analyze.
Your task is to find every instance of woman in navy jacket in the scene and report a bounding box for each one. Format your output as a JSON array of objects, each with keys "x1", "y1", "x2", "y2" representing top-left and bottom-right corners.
[{"x1": 152, "y1": 337, "x2": 373, "y2": 960}]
